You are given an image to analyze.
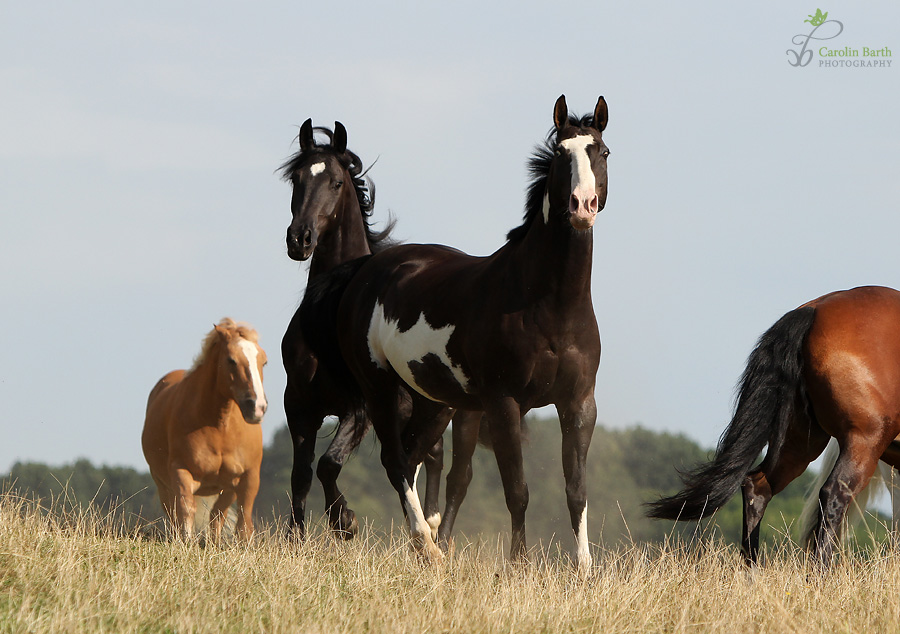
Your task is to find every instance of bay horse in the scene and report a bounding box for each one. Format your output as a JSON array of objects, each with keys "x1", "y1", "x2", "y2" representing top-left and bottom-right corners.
[
  {"x1": 646, "y1": 286, "x2": 900, "y2": 567},
  {"x1": 280, "y1": 120, "x2": 449, "y2": 540},
  {"x1": 141, "y1": 318, "x2": 268, "y2": 540},
  {"x1": 304, "y1": 95, "x2": 608, "y2": 569}
]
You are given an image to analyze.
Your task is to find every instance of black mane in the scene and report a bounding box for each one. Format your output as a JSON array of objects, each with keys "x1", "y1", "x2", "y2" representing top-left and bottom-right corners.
[
  {"x1": 279, "y1": 126, "x2": 395, "y2": 253},
  {"x1": 506, "y1": 113, "x2": 596, "y2": 243}
]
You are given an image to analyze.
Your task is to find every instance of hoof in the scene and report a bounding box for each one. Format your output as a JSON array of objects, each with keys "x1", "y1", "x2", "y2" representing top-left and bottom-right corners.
[
  {"x1": 331, "y1": 509, "x2": 359, "y2": 540},
  {"x1": 426, "y1": 513, "x2": 441, "y2": 541}
]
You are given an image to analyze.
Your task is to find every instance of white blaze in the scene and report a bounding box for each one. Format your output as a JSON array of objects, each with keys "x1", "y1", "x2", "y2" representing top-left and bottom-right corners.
[
  {"x1": 367, "y1": 302, "x2": 470, "y2": 400},
  {"x1": 309, "y1": 162, "x2": 326, "y2": 176},
  {"x1": 238, "y1": 339, "x2": 267, "y2": 417},
  {"x1": 559, "y1": 135, "x2": 596, "y2": 201}
]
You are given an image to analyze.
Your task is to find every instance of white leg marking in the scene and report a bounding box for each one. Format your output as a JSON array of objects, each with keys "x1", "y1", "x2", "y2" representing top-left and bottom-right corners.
[
  {"x1": 309, "y1": 161, "x2": 326, "y2": 176},
  {"x1": 367, "y1": 302, "x2": 470, "y2": 400},
  {"x1": 560, "y1": 135, "x2": 596, "y2": 200},
  {"x1": 402, "y1": 479, "x2": 431, "y2": 540},
  {"x1": 238, "y1": 339, "x2": 267, "y2": 418},
  {"x1": 575, "y1": 504, "x2": 592, "y2": 570}
]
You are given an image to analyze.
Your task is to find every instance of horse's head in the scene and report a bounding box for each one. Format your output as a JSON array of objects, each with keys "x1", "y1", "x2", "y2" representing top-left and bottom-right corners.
[
  {"x1": 214, "y1": 323, "x2": 268, "y2": 424},
  {"x1": 283, "y1": 119, "x2": 354, "y2": 261},
  {"x1": 546, "y1": 95, "x2": 609, "y2": 231}
]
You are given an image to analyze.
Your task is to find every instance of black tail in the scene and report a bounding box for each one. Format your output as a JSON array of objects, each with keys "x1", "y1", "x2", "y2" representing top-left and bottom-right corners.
[
  {"x1": 298, "y1": 256, "x2": 372, "y2": 420},
  {"x1": 645, "y1": 306, "x2": 817, "y2": 521}
]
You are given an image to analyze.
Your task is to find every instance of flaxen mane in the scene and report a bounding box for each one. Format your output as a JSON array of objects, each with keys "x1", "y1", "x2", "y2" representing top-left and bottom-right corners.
[{"x1": 189, "y1": 318, "x2": 258, "y2": 373}]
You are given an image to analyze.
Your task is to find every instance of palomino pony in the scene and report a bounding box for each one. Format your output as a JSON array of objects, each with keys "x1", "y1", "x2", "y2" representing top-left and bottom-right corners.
[
  {"x1": 281, "y1": 120, "x2": 450, "y2": 540},
  {"x1": 142, "y1": 319, "x2": 267, "y2": 540},
  {"x1": 303, "y1": 95, "x2": 609, "y2": 569},
  {"x1": 647, "y1": 286, "x2": 900, "y2": 567}
]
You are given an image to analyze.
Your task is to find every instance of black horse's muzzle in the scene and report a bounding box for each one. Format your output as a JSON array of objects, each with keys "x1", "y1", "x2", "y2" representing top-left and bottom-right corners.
[{"x1": 286, "y1": 227, "x2": 315, "y2": 261}]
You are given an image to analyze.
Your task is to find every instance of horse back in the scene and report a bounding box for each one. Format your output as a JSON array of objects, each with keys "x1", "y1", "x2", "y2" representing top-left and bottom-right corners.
[
  {"x1": 340, "y1": 242, "x2": 599, "y2": 410},
  {"x1": 804, "y1": 286, "x2": 900, "y2": 437}
]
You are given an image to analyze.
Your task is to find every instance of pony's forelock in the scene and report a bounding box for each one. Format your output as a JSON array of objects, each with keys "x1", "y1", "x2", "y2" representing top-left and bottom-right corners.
[{"x1": 189, "y1": 318, "x2": 259, "y2": 373}]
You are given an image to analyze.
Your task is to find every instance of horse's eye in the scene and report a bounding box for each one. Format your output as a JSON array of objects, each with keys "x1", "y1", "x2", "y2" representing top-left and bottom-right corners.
[
  {"x1": 602, "y1": 149, "x2": 610, "y2": 158},
  {"x1": 334, "y1": 180, "x2": 344, "y2": 189}
]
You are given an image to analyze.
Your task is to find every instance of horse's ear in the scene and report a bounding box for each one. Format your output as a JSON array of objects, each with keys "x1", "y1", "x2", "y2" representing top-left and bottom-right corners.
[
  {"x1": 299, "y1": 118, "x2": 315, "y2": 151},
  {"x1": 553, "y1": 95, "x2": 568, "y2": 130},
  {"x1": 592, "y1": 96, "x2": 608, "y2": 132},
  {"x1": 333, "y1": 121, "x2": 347, "y2": 153}
]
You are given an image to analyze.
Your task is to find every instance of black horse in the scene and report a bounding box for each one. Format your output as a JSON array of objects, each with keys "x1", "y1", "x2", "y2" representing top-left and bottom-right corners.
[
  {"x1": 280, "y1": 120, "x2": 447, "y2": 538},
  {"x1": 302, "y1": 95, "x2": 609, "y2": 570}
]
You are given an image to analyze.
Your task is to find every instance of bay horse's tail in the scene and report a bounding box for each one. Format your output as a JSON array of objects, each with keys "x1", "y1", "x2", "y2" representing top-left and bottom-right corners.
[
  {"x1": 298, "y1": 256, "x2": 373, "y2": 420},
  {"x1": 645, "y1": 306, "x2": 817, "y2": 521}
]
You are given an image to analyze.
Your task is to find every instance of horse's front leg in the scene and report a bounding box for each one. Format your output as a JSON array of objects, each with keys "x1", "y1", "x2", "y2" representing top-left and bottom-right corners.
[
  {"x1": 318, "y1": 412, "x2": 371, "y2": 538},
  {"x1": 171, "y1": 466, "x2": 198, "y2": 540},
  {"x1": 284, "y1": 380, "x2": 324, "y2": 540},
  {"x1": 437, "y1": 409, "x2": 482, "y2": 549},
  {"x1": 208, "y1": 489, "x2": 237, "y2": 544},
  {"x1": 558, "y1": 395, "x2": 597, "y2": 574},
  {"x1": 485, "y1": 398, "x2": 528, "y2": 562}
]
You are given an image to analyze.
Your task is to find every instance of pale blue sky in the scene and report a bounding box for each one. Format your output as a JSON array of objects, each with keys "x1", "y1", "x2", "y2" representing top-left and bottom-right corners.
[{"x1": 1, "y1": 2, "x2": 898, "y2": 473}]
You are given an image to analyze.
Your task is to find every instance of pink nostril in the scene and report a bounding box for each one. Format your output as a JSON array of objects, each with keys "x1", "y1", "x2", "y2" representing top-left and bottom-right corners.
[
  {"x1": 589, "y1": 195, "x2": 599, "y2": 213},
  {"x1": 569, "y1": 194, "x2": 579, "y2": 214}
]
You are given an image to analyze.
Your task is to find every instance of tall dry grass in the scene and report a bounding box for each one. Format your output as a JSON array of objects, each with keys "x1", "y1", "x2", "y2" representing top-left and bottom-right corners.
[{"x1": 2, "y1": 490, "x2": 900, "y2": 633}]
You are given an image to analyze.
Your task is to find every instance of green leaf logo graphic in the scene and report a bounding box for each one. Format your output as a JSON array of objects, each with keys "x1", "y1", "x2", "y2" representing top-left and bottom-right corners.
[{"x1": 804, "y1": 9, "x2": 829, "y2": 26}]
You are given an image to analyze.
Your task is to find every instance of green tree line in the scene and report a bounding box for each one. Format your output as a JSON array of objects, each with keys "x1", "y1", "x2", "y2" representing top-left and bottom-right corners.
[{"x1": 2, "y1": 419, "x2": 883, "y2": 549}]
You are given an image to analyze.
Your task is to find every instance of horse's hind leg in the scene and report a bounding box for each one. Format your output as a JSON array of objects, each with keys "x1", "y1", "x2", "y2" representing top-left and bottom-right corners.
[
  {"x1": 436, "y1": 410, "x2": 482, "y2": 550},
  {"x1": 317, "y1": 413, "x2": 370, "y2": 539},
  {"x1": 813, "y1": 434, "x2": 884, "y2": 567},
  {"x1": 422, "y1": 436, "x2": 444, "y2": 541},
  {"x1": 741, "y1": 415, "x2": 829, "y2": 565}
]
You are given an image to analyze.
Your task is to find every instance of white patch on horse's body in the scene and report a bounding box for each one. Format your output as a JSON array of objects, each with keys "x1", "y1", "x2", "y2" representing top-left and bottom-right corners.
[
  {"x1": 575, "y1": 504, "x2": 591, "y2": 570},
  {"x1": 309, "y1": 162, "x2": 326, "y2": 176},
  {"x1": 238, "y1": 339, "x2": 267, "y2": 418},
  {"x1": 367, "y1": 302, "x2": 470, "y2": 400},
  {"x1": 560, "y1": 135, "x2": 596, "y2": 198},
  {"x1": 542, "y1": 193, "x2": 550, "y2": 224}
]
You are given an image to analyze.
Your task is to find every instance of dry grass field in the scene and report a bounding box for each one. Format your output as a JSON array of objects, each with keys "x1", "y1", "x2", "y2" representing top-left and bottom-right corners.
[{"x1": 2, "y1": 491, "x2": 900, "y2": 633}]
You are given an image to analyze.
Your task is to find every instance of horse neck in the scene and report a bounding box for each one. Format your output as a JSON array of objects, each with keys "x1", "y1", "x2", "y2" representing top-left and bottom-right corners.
[
  {"x1": 511, "y1": 200, "x2": 594, "y2": 304},
  {"x1": 182, "y1": 345, "x2": 234, "y2": 424},
  {"x1": 308, "y1": 187, "x2": 372, "y2": 279}
]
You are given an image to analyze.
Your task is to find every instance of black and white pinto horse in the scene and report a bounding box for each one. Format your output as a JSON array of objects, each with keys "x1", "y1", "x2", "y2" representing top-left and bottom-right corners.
[{"x1": 305, "y1": 95, "x2": 609, "y2": 570}]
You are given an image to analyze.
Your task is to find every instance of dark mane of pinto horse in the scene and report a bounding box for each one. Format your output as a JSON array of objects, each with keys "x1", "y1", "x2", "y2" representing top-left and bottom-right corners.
[
  {"x1": 508, "y1": 113, "x2": 599, "y2": 243},
  {"x1": 311, "y1": 95, "x2": 607, "y2": 568},
  {"x1": 645, "y1": 285, "x2": 900, "y2": 568}
]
